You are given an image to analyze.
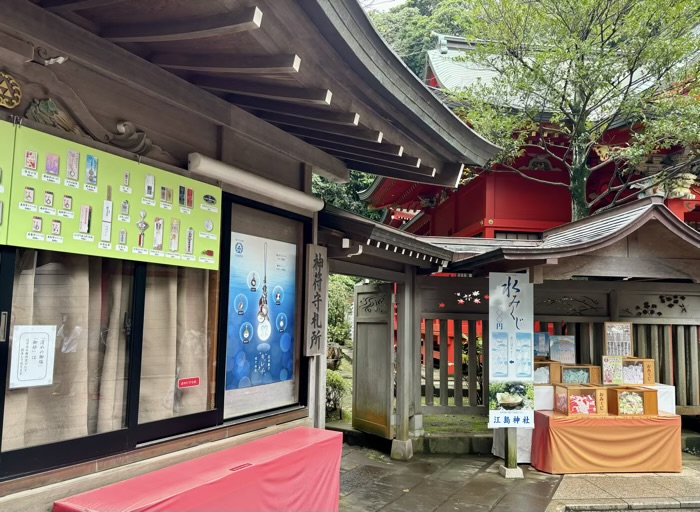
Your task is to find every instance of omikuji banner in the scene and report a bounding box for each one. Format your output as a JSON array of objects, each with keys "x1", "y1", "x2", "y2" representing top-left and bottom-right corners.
[{"x1": 488, "y1": 272, "x2": 534, "y2": 428}]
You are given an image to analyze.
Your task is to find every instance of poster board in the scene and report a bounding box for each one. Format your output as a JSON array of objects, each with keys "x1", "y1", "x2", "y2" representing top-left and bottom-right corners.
[
  {"x1": 488, "y1": 272, "x2": 534, "y2": 429},
  {"x1": 225, "y1": 233, "x2": 297, "y2": 390},
  {"x1": 9, "y1": 325, "x2": 56, "y2": 389},
  {"x1": 602, "y1": 355, "x2": 623, "y2": 385},
  {"x1": 4, "y1": 125, "x2": 221, "y2": 270},
  {"x1": 604, "y1": 322, "x2": 633, "y2": 356},
  {"x1": 550, "y1": 335, "x2": 576, "y2": 364},
  {"x1": 534, "y1": 332, "x2": 550, "y2": 357}
]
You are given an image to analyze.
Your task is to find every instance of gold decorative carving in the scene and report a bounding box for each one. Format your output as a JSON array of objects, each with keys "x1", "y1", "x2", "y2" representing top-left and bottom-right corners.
[{"x1": 0, "y1": 71, "x2": 21, "y2": 109}]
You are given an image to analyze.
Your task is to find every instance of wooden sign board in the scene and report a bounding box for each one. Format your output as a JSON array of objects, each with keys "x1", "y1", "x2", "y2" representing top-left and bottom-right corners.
[{"x1": 304, "y1": 244, "x2": 327, "y2": 356}]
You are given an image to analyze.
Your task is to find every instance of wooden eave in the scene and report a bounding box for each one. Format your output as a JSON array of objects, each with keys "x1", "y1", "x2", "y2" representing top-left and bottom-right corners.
[
  {"x1": 319, "y1": 205, "x2": 453, "y2": 267},
  {"x1": 447, "y1": 197, "x2": 700, "y2": 273},
  {"x1": 23, "y1": 0, "x2": 499, "y2": 187}
]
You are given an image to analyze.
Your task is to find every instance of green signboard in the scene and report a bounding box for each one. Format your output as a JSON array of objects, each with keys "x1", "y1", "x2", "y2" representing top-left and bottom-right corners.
[
  {"x1": 2, "y1": 124, "x2": 221, "y2": 270},
  {"x1": 0, "y1": 119, "x2": 15, "y2": 245}
]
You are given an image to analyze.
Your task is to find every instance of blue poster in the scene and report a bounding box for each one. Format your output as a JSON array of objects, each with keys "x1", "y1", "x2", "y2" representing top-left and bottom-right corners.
[{"x1": 225, "y1": 233, "x2": 296, "y2": 390}]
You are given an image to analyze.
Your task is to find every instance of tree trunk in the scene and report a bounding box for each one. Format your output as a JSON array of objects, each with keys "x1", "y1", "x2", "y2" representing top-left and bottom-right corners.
[{"x1": 569, "y1": 141, "x2": 590, "y2": 221}]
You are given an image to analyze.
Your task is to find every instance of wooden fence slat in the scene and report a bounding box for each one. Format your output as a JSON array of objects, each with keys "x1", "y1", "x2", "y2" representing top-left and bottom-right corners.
[
  {"x1": 579, "y1": 323, "x2": 591, "y2": 365},
  {"x1": 663, "y1": 325, "x2": 673, "y2": 385},
  {"x1": 689, "y1": 326, "x2": 699, "y2": 406},
  {"x1": 468, "y1": 319, "x2": 478, "y2": 407},
  {"x1": 650, "y1": 325, "x2": 660, "y2": 382},
  {"x1": 637, "y1": 325, "x2": 647, "y2": 358},
  {"x1": 439, "y1": 319, "x2": 449, "y2": 406},
  {"x1": 424, "y1": 319, "x2": 434, "y2": 406},
  {"x1": 453, "y1": 320, "x2": 463, "y2": 407},
  {"x1": 676, "y1": 326, "x2": 687, "y2": 406}
]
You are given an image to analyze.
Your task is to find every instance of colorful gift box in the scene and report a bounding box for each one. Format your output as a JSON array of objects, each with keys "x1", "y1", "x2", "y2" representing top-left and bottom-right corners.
[
  {"x1": 607, "y1": 386, "x2": 658, "y2": 416},
  {"x1": 534, "y1": 360, "x2": 561, "y2": 385},
  {"x1": 560, "y1": 364, "x2": 602, "y2": 385},
  {"x1": 554, "y1": 384, "x2": 608, "y2": 416}
]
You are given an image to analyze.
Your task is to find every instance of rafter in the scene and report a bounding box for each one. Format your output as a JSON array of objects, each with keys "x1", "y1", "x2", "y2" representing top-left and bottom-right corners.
[
  {"x1": 194, "y1": 76, "x2": 332, "y2": 105},
  {"x1": 264, "y1": 113, "x2": 382, "y2": 142},
  {"x1": 152, "y1": 53, "x2": 301, "y2": 75},
  {"x1": 307, "y1": 141, "x2": 420, "y2": 167},
  {"x1": 326, "y1": 149, "x2": 433, "y2": 175},
  {"x1": 282, "y1": 126, "x2": 403, "y2": 155},
  {"x1": 229, "y1": 95, "x2": 359, "y2": 126},
  {"x1": 41, "y1": 0, "x2": 126, "y2": 12},
  {"x1": 344, "y1": 161, "x2": 453, "y2": 186},
  {"x1": 102, "y1": 6, "x2": 263, "y2": 43}
]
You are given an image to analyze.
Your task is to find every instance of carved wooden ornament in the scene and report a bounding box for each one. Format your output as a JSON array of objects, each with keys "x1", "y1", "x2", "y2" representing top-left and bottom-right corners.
[{"x1": 0, "y1": 71, "x2": 21, "y2": 109}]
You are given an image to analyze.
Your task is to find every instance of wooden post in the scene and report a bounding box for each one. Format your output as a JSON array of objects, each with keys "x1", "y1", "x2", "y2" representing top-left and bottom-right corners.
[
  {"x1": 439, "y1": 319, "x2": 448, "y2": 406},
  {"x1": 425, "y1": 320, "x2": 434, "y2": 406},
  {"x1": 505, "y1": 427, "x2": 517, "y2": 469},
  {"x1": 468, "y1": 319, "x2": 478, "y2": 407},
  {"x1": 637, "y1": 325, "x2": 648, "y2": 358},
  {"x1": 662, "y1": 325, "x2": 673, "y2": 385},
  {"x1": 454, "y1": 320, "x2": 463, "y2": 407},
  {"x1": 677, "y1": 326, "x2": 687, "y2": 407},
  {"x1": 651, "y1": 325, "x2": 660, "y2": 381},
  {"x1": 689, "y1": 326, "x2": 699, "y2": 406},
  {"x1": 395, "y1": 279, "x2": 410, "y2": 442}
]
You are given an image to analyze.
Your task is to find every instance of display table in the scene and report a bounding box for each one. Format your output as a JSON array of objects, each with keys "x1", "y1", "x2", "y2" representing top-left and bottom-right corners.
[
  {"x1": 531, "y1": 410, "x2": 681, "y2": 474},
  {"x1": 54, "y1": 427, "x2": 342, "y2": 512}
]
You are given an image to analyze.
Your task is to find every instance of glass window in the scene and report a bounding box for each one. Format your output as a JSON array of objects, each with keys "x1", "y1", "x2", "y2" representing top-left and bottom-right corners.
[
  {"x1": 138, "y1": 265, "x2": 217, "y2": 424},
  {"x1": 2, "y1": 250, "x2": 132, "y2": 451},
  {"x1": 224, "y1": 204, "x2": 303, "y2": 419}
]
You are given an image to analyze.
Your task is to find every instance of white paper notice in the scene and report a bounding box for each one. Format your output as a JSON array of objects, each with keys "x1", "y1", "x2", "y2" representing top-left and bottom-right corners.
[{"x1": 9, "y1": 325, "x2": 57, "y2": 389}]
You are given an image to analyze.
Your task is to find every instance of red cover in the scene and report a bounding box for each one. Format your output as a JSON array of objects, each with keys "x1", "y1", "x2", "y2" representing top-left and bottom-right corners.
[{"x1": 54, "y1": 427, "x2": 342, "y2": 512}]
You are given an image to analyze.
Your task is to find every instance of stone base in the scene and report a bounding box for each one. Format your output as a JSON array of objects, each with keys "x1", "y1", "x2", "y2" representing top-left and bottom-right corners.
[
  {"x1": 498, "y1": 464, "x2": 524, "y2": 479},
  {"x1": 391, "y1": 439, "x2": 414, "y2": 461}
]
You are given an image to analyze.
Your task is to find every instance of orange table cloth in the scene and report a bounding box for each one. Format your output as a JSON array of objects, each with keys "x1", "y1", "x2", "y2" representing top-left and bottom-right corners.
[{"x1": 531, "y1": 410, "x2": 681, "y2": 474}]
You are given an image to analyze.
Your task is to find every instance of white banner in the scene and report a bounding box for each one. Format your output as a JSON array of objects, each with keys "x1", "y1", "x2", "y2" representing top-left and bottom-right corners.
[{"x1": 488, "y1": 272, "x2": 534, "y2": 429}]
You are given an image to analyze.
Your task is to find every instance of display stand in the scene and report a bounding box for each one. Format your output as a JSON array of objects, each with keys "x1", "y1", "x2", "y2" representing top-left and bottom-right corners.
[{"x1": 531, "y1": 411, "x2": 681, "y2": 474}]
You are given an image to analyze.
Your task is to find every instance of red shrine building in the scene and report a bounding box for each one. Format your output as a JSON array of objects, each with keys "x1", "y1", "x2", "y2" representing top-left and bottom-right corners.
[{"x1": 361, "y1": 35, "x2": 700, "y2": 237}]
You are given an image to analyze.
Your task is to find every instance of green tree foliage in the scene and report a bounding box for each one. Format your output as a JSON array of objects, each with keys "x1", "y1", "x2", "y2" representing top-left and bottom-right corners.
[
  {"x1": 328, "y1": 274, "x2": 356, "y2": 346},
  {"x1": 444, "y1": 0, "x2": 700, "y2": 219},
  {"x1": 312, "y1": 171, "x2": 383, "y2": 221},
  {"x1": 369, "y1": 0, "x2": 467, "y2": 76}
]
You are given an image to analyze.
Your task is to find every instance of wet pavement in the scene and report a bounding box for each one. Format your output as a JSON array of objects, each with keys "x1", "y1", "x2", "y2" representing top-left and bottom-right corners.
[{"x1": 339, "y1": 445, "x2": 700, "y2": 512}]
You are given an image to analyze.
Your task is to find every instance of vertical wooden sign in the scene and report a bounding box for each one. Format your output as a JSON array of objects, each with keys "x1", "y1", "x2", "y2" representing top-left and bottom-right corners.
[{"x1": 304, "y1": 244, "x2": 327, "y2": 356}]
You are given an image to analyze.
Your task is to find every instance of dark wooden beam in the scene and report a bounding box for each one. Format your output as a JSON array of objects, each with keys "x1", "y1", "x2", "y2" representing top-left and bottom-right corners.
[
  {"x1": 343, "y1": 160, "x2": 449, "y2": 185},
  {"x1": 152, "y1": 53, "x2": 301, "y2": 75},
  {"x1": 265, "y1": 113, "x2": 382, "y2": 142},
  {"x1": 102, "y1": 7, "x2": 263, "y2": 43},
  {"x1": 308, "y1": 141, "x2": 420, "y2": 167},
  {"x1": 41, "y1": 0, "x2": 126, "y2": 12},
  {"x1": 194, "y1": 76, "x2": 332, "y2": 105},
  {"x1": 283, "y1": 126, "x2": 402, "y2": 155},
  {"x1": 348, "y1": 161, "x2": 462, "y2": 187},
  {"x1": 327, "y1": 150, "x2": 432, "y2": 175},
  {"x1": 1, "y1": 0, "x2": 348, "y2": 181},
  {"x1": 437, "y1": 163, "x2": 465, "y2": 188},
  {"x1": 229, "y1": 95, "x2": 359, "y2": 126}
]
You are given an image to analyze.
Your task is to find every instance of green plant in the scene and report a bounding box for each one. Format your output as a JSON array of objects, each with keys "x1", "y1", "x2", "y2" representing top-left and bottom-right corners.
[{"x1": 326, "y1": 369, "x2": 350, "y2": 419}]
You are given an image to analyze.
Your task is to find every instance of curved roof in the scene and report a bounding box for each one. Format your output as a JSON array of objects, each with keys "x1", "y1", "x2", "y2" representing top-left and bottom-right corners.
[
  {"x1": 445, "y1": 196, "x2": 700, "y2": 272},
  {"x1": 20, "y1": 0, "x2": 501, "y2": 187}
]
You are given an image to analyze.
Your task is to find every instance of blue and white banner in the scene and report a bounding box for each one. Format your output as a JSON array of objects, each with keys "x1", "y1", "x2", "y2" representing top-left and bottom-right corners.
[{"x1": 488, "y1": 272, "x2": 534, "y2": 429}]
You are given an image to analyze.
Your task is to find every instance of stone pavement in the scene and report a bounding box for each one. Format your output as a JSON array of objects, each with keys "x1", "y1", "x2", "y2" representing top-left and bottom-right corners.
[{"x1": 339, "y1": 445, "x2": 700, "y2": 512}]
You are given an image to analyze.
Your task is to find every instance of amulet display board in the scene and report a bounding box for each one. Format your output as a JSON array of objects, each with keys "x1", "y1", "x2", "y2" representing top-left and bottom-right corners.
[
  {"x1": 5, "y1": 126, "x2": 221, "y2": 270},
  {"x1": 0, "y1": 119, "x2": 15, "y2": 244}
]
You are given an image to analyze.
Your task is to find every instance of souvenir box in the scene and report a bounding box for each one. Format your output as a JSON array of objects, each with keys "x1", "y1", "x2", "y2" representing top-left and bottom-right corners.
[
  {"x1": 534, "y1": 361, "x2": 561, "y2": 385},
  {"x1": 621, "y1": 358, "x2": 655, "y2": 385},
  {"x1": 554, "y1": 384, "x2": 608, "y2": 416},
  {"x1": 561, "y1": 364, "x2": 602, "y2": 385},
  {"x1": 607, "y1": 386, "x2": 658, "y2": 416}
]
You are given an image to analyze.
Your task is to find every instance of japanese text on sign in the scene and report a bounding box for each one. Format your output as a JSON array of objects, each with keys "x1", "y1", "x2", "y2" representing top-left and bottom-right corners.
[
  {"x1": 10, "y1": 325, "x2": 57, "y2": 389},
  {"x1": 304, "y1": 245, "x2": 328, "y2": 356}
]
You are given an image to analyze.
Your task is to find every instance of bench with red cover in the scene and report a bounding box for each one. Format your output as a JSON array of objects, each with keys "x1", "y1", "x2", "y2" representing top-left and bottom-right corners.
[{"x1": 54, "y1": 426, "x2": 342, "y2": 512}]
